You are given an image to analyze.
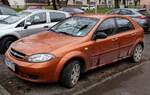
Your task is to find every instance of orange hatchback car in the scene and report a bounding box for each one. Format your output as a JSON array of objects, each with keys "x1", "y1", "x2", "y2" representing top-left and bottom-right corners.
[{"x1": 5, "y1": 14, "x2": 144, "y2": 88}]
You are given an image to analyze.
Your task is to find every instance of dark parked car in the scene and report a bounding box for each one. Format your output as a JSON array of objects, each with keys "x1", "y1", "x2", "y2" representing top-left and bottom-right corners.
[
  {"x1": 0, "y1": 4, "x2": 17, "y2": 20},
  {"x1": 59, "y1": 7, "x2": 85, "y2": 15},
  {"x1": 109, "y1": 8, "x2": 150, "y2": 31}
]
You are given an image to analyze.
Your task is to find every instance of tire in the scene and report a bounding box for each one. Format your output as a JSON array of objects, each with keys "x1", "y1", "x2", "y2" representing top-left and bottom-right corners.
[
  {"x1": 60, "y1": 60, "x2": 81, "y2": 88},
  {"x1": 131, "y1": 44, "x2": 144, "y2": 63},
  {"x1": 0, "y1": 37, "x2": 17, "y2": 54}
]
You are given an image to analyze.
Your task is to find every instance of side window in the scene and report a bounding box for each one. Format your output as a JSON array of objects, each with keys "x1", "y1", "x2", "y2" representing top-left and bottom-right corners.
[
  {"x1": 16, "y1": 20, "x2": 25, "y2": 27},
  {"x1": 50, "y1": 12, "x2": 66, "y2": 22},
  {"x1": 119, "y1": 9, "x2": 134, "y2": 15},
  {"x1": 0, "y1": 10, "x2": 2, "y2": 15},
  {"x1": 116, "y1": 18, "x2": 134, "y2": 33},
  {"x1": 97, "y1": 18, "x2": 116, "y2": 36},
  {"x1": 109, "y1": 9, "x2": 120, "y2": 14},
  {"x1": 26, "y1": 12, "x2": 46, "y2": 25}
]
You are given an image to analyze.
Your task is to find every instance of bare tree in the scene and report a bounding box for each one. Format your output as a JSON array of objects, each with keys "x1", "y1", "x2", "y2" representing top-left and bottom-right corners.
[
  {"x1": 52, "y1": 0, "x2": 57, "y2": 10},
  {"x1": 114, "y1": 0, "x2": 120, "y2": 8},
  {"x1": 123, "y1": 0, "x2": 127, "y2": 8}
]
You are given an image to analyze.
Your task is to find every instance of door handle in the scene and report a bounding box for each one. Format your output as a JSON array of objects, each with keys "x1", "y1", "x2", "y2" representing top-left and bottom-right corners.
[
  {"x1": 112, "y1": 38, "x2": 118, "y2": 41},
  {"x1": 44, "y1": 26, "x2": 49, "y2": 28}
]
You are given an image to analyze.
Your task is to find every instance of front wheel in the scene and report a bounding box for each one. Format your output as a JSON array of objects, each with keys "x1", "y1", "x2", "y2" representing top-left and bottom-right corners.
[
  {"x1": 131, "y1": 44, "x2": 144, "y2": 63},
  {"x1": 0, "y1": 37, "x2": 17, "y2": 54},
  {"x1": 60, "y1": 60, "x2": 81, "y2": 88}
]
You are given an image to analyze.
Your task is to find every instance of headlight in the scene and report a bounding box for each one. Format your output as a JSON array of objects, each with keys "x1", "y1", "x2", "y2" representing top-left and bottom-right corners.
[{"x1": 28, "y1": 53, "x2": 55, "y2": 63}]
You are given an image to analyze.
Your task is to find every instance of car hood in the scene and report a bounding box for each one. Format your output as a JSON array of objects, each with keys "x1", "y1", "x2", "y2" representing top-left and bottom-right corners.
[
  {"x1": 11, "y1": 31, "x2": 84, "y2": 55},
  {"x1": 0, "y1": 24, "x2": 12, "y2": 30},
  {"x1": 0, "y1": 15, "x2": 9, "y2": 20}
]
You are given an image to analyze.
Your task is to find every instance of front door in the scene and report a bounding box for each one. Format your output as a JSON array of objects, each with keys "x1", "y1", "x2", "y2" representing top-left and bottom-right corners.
[
  {"x1": 21, "y1": 12, "x2": 49, "y2": 37},
  {"x1": 89, "y1": 18, "x2": 119, "y2": 68}
]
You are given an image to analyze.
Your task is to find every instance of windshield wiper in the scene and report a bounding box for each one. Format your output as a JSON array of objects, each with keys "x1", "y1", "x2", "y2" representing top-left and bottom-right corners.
[{"x1": 79, "y1": 25, "x2": 88, "y2": 31}]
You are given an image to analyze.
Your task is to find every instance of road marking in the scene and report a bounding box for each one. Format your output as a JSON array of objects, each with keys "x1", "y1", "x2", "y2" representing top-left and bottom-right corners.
[{"x1": 74, "y1": 62, "x2": 146, "y2": 95}]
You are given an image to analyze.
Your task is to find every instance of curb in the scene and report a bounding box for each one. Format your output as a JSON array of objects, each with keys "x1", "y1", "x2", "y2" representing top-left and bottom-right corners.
[
  {"x1": 74, "y1": 62, "x2": 146, "y2": 95},
  {"x1": 0, "y1": 85, "x2": 11, "y2": 95}
]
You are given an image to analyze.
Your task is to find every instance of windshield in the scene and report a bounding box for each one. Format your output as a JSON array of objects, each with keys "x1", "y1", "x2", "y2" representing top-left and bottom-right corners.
[
  {"x1": 50, "y1": 16, "x2": 98, "y2": 37},
  {"x1": 0, "y1": 12, "x2": 31, "y2": 24}
]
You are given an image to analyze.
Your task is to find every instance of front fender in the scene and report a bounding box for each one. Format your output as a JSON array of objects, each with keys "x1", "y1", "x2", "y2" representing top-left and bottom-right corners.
[
  {"x1": 0, "y1": 30, "x2": 21, "y2": 40},
  {"x1": 54, "y1": 51, "x2": 86, "y2": 81}
]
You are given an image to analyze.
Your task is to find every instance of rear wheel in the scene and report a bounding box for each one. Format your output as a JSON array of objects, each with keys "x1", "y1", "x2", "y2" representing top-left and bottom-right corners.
[
  {"x1": 131, "y1": 44, "x2": 143, "y2": 63},
  {"x1": 0, "y1": 37, "x2": 17, "y2": 54},
  {"x1": 60, "y1": 60, "x2": 81, "y2": 88}
]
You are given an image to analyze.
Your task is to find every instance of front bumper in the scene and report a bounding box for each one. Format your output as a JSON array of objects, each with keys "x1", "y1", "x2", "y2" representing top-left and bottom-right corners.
[{"x1": 5, "y1": 52, "x2": 60, "y2": 83}]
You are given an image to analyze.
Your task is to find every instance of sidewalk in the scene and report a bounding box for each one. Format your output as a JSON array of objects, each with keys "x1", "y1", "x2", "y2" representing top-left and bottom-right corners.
[{"x1": 0, "y1": 85, "x2": 11, "y2": 95}]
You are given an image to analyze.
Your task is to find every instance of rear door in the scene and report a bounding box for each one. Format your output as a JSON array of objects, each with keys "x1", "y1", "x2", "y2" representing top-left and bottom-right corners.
[{"x1": 115, "y1": 17, "x2": 137, "y2": 58}]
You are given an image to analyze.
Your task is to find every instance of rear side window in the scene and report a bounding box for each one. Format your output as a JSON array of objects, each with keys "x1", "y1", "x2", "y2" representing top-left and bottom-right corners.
[
  {"x1": 0, "y1": 10, "x2": 2, "y2": 15},
  {"x1": 119, "y1": 9, "x2": 134, "y2": 15},
  {"x1": 50, "y1": 12, "x2": 66, "y2": 22},
  {"x1": 138, "y1": 10, "x2": 150, "y2": 16},
  {"x1": 97, "y1": 18, "x2": 116, "y2": 36},
  {"x1": 116, "y1": 17, "x2": 134, "y2": 33},
  {"x1": 109, "y1": 9, "x2": 120, "y2": 14}
]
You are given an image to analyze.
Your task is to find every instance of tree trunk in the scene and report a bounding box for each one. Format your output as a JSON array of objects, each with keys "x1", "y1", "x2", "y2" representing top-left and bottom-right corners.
[
  {"x1": 114, "y1": 0, "x2": 119, "y2": 8},
  {"x1": 52, "y1": 0, "x2": 57, "y2": 10},
  {"x1": 123, "y1": 0, "x2": 127, "y2": 8},
  {"x1": 134, "y1": 0, "x2": 138, "y2": 6},
  {"x1": 1, "y1": 0, "x2": 10, "y2": 6}
]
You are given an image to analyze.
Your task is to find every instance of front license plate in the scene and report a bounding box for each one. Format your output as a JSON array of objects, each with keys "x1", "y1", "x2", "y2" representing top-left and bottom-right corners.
[{"x1": 5, "y1": 59, "x2": 15, "y2": 71}]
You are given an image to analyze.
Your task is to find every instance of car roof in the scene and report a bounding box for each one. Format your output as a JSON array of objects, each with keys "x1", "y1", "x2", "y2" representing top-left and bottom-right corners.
[
  {"x1": 23, "y1": 9, "x2": 69, "y2": 14},
  {"x1": 75, "y1": 14, "x2": 129, "y2": 19},
  {"x1": 117, "y1": 8, "x2": 146, "y2": 12}
]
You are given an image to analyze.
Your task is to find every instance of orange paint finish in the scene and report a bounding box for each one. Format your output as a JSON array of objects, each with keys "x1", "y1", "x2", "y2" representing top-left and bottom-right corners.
[{"x1": 5, "y1": 14, "x2": 144, "y2": 83}]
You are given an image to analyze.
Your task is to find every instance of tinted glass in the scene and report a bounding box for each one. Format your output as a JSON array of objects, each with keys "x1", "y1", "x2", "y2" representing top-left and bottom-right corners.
[
  {"x1": 50, "y1": 16, "x2": 98, "y2": 37},
  {"x1": 50, "y1": 12, "x2": 66, "y2": 22},
  {"x1": 116, "y1": 18, "x2": 134, "y2": 33},
  {"x1": 120, "y1": 9, "x2": 134, "y2": 15},
  {"x1": 26, "y1": 12, "x2": 46, "y2": 25},
  {"x1": 138, "y1": 10, "x2": 150, "y2": 16},
  {"x1": 97, "y1": 18, "x2": 116, "y2": 36},
  {"x1": 108, "y1": 9, "x2": 120, "y2": 14}
]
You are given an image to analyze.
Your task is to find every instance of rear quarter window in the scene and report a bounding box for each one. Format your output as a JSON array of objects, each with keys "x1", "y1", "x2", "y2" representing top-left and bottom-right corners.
[{"x1": 50, "y1": 12, "x2": 66, "y2": 22}]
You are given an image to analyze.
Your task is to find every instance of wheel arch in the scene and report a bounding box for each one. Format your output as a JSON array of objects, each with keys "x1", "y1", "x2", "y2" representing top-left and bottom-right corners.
[{"x1": 54, "y1": 51, "x2": 87, "y2": 81}]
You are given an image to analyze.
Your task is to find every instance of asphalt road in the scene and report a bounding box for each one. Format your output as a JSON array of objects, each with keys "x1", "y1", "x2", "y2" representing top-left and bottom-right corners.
[{"x1": 0, "y1": 33, "x2": 150, "y2": 95}]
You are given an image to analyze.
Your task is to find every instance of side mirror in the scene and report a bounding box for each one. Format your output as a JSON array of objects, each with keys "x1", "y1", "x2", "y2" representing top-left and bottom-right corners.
[
  {"x1": 24, "y1": 22, "x2": 31, "y2": 29},
  {"x1": 93, "y1": 31, "x2": 107, "y2": 40}
]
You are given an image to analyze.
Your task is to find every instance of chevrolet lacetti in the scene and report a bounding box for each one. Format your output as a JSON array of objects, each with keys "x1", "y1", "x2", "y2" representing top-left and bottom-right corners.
[{"x1": 5, "y1": 14, "x2": 144, "y2": 88}]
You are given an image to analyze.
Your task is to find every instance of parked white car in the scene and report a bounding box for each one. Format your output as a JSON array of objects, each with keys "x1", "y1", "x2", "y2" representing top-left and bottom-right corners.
[
  {"x1": 81, "y1": 5, "x2": 96, "y2": 10},
  {"x1": 0, "y1": 9, "x2": 71, "y2": 53},
  {"x1": 0, "y1": 4, "x2": 17, "y2": 20}
]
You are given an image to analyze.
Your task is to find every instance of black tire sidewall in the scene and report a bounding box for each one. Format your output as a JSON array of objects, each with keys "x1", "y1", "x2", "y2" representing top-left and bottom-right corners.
[
  {"x1": 0, "y1": 37, "x2": 16, "y2": 54},
  {"x1": 60, "y1": 60, "x2": 81, "y2": 88}
]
